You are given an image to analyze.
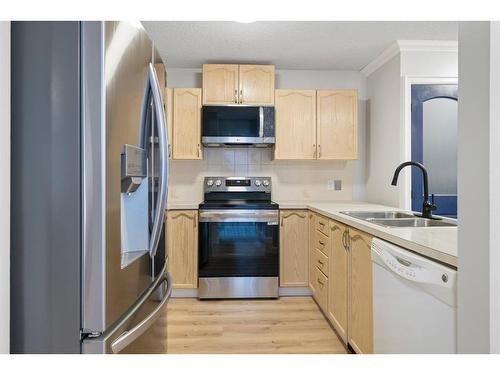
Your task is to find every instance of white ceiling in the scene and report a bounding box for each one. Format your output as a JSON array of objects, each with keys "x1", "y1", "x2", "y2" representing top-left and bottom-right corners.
[{"x1": 143, "y1": 21, "x2": 458, "y2": 71}]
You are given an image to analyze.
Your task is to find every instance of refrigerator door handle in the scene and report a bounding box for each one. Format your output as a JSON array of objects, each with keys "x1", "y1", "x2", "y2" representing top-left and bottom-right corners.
[
  {"x1": 110, "y1": 268, "x2": 172, "y2": 354},
  {"x1": 146, "y1": 63, "x2": 169, "y2": 258}
]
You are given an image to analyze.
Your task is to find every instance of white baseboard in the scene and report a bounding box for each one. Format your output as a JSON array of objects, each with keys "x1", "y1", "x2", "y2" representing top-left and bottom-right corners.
[
  {"x1": 171, "y1": 288, "x2": 198, "y2": 298},
  {"x1": 171, "y1": 287, "x2": 313, "y2": 298},
  {"x1": 279, "y1": 287, "x2": 312, "y2": 296}
]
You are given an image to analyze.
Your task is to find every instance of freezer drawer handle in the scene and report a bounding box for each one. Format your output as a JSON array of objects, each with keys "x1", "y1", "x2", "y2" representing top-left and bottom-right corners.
[{"x1": 110, "y1": 270, "x2": 173, "y2": 354}]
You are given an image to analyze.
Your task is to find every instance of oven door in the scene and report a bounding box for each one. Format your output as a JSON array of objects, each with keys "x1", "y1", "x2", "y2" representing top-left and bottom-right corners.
[{"x1": 198, "y1": 209, "x2": 279, "y2": 298}]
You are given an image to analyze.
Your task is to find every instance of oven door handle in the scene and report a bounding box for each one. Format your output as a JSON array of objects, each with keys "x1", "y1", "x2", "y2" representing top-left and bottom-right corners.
[{"x1": 199, "y1": 210, "x2": 279, "y2": 224}]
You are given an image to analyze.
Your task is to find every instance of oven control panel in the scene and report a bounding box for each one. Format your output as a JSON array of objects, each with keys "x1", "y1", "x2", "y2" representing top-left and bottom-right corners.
[{"x1": 204, "y1": 177, "x2": 272, "y2": 193}]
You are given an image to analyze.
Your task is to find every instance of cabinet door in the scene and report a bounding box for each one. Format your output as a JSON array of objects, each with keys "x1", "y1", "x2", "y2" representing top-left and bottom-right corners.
[
  {"x1": 348, "y1": 227, "x2": 373, "y2": 354},
  {"x1": 308, "y1": 212, "x2": 316, "y2": 295},
  {"x1": 239, "y1": 64, "x2": 275, "y2": 105},
  {"x1": 327, "y1": 220, "x2": 349, "y2": 343},
  {"x1": 317, "y1": 90, "x2": 358, "y2": 159},
  {"x1": 172, "y1": 88, "x2": 202, "y2": 160},
  {"x1": 202, "y1": 64, "x2": 239, "y2": 105},
  {"x1": 165, "y1": 87, "x2": 173, "y2": 159},
  {"x1": 280, "y1": 210, "x2": 309, "y2": 287},
  {"x1": 166, "y1": 210, "x2": 198, "y2": 289},
  {"x1": 308, "y1": 212, "x2": 317, "y2": 293},
  {"x1": 274, "y1": 90, "x2": 317, "y2": 160}
]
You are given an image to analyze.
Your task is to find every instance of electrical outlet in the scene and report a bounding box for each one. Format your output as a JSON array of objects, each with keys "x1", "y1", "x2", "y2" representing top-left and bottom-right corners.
[
  {"x1": 334, "y1": 179, "x2": 342, "y2": 191},
  {"x1": 328, "y1": 179, "x2": 342, "y2": 191}
]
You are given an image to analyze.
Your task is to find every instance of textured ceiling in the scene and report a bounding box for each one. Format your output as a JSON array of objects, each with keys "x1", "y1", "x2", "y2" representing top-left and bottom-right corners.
[{"x1": 143, "y1": 21, "x2": 458, "y2": 71}]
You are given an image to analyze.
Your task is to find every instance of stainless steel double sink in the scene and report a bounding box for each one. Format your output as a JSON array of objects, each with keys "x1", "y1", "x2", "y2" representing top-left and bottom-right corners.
[{"x1": 340, "y1": 211, "x2": 457, "y2": 228}]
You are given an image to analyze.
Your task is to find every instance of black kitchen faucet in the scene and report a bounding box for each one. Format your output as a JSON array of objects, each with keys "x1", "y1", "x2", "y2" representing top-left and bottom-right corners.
[{"x1": 391, "y1": 161, "x2": 439, "y2": 220}]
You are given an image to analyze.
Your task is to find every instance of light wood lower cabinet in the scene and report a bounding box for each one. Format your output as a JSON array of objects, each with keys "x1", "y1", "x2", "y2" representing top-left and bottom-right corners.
[
  {"x1": 172, "y1": 88, "x2": 202, "y2": 160},
  {"x1": 348, "y1": 227, "x2": 373, "y2": 354},
  {"x1": 310, "y1": 264, "x2": 328, "y2": 312},
  {"x1": 307, "y1": 213, "x2": 373, "y2": 353},
  {"x1": 327, "y1": 220, "x2": 349, "y2": 344},
  {"x1": 279, "y1": 210, "x2": 309, "y2": 287},
  {"x1": 308, "y1": 212, "x2": 317, "y2": 293},
  {"x1": 166, "y1": 210, "x2": 198, "y2": 289}
]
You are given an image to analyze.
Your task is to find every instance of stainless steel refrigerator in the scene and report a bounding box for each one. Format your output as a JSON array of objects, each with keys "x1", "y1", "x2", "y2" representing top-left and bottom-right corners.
[{"x1": 11, "y1": 21, "x2": 172, "y2": 354}]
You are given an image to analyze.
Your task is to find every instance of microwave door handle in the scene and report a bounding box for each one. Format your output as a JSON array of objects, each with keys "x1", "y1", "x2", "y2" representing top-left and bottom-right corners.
[
  {"x1": 259, "y1": 107, "x2": 264, "y2": 138},
  {"x1": 147, "y1": 63, "x2": 169, "y2": 258}
]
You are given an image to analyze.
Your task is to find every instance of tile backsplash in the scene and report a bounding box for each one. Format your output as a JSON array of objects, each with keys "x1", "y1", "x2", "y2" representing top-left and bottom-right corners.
[{"x1": 168, "y1": 148, "x2": 353, "y2": 204}]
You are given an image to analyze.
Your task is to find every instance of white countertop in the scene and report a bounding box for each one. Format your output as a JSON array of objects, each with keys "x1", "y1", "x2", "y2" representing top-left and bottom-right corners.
[
  {"x1": 166, "y1": 199, "x2": 458, "y2": 267},
  {"x1": 278, "y1": 201, "x2": 458, "y2": 268},
  {"x1": 167, "y1": 201, "x2": 199, "y2": 210}
]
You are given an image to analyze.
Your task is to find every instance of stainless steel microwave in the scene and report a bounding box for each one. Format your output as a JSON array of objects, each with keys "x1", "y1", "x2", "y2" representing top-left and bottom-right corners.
[{"x1": 201, "y1": 106, "x2": 275, "y2": 147}]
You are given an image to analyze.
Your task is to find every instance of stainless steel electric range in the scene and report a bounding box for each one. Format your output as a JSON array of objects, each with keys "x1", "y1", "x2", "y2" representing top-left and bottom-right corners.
[{"x1": 198, "y1": 177, "x2": 279, "y2": 299}]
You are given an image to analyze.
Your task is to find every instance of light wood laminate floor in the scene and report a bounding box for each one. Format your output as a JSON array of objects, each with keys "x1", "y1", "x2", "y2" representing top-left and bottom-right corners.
[{"x1": 125, "y1": 297, "x2": 347, "y2": 354}]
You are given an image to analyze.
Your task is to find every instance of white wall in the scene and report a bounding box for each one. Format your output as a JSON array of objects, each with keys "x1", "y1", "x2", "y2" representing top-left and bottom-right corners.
[
  {"x1": 457, "y1": 21, "x2": 500, "y2": 354},
  {"x1": 490, "y1": 21, "x2": 500, "y2": 355},
  {"x1": 400, "y1": 50, "x2": 458, "y2": 77},
  {"x1": 0, "y1": 21, "x2": 10, "y2": 354},
  {"x1": 166, "y1": 68, "x2": 367, "y2": 204},
  {"x1": 365, "y1": 55, "x2": 401, "y2": 207},
  {"x1": 365, "y1": 48, "x2": 458, "y2": 209}
]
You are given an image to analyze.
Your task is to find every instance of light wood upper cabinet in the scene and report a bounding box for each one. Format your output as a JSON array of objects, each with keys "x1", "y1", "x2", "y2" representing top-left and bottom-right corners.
[
  {"x1": 348, "y1": 227, "x2": 373, "y2": 354},
  {"x1": 274, "y1": 90, "x2": 317, "y2": 160},
  {"x1": 203, "y1": 64, "x2": 275, "y2": 105},
  {"x1": 317, "y1": 90, "x2": 358, "y2": 160},
  {"x1": 166, "y1": 210, "x2": 198, "y2": 289},
  {"x1": 172, "y1": 88, "x2": 202, "y2": 160},
  {"x1": 327, "y1": 220, "x2": 349, "y2": 344},
  {"x1": 165, "y1": 87, "x2": 173, "y2": 159},
  {"x1": 202, "y1": 64, "x2": 239, "y2": 105},
  {"x1": 280, "y1": 210, "x2": 309, "y2": 287},
  {"x1": 239, "y1": 64, "x2": 275, "y2": 105}
]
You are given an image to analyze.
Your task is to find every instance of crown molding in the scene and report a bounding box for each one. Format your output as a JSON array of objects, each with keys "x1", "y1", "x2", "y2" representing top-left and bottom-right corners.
[
  {"x1": 397, "y1": 40, "x2": 458, "y2": 52},
  {"x1": 361, "y1": 40, "x2": 458, "y2": 77},
  {"x1": 360, "y1": 41, "x2": 400, "y2": 77}
]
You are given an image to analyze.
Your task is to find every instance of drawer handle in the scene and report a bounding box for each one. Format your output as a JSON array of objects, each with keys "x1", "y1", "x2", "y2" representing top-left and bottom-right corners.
[
  {"x1": 318, "y1": 259, "x2": 324, "y2": 265},
  {"x1": 318, "y1": 240, "x2": 325, "y2": 246},
  {"x1": 319, "y1": 221, "x2": 325, "y2": 227},
  {"x1": 317, "y1": 278, "x2": 324, "y2": 287}
]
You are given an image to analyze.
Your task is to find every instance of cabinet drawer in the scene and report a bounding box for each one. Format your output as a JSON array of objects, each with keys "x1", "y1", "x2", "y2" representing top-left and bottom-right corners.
[
  {"x1": 314, "y1": 230, "x2": 331, "y2": 257},
  {"x1": 315, "y1": 215, "x2": 330, "y2": 236},
  {"x1": 312, "y1": 248, "x2": 329, "y2": 277},
  {"x1": 311, "y1": 266, "x2": 328, "y2": 312}
]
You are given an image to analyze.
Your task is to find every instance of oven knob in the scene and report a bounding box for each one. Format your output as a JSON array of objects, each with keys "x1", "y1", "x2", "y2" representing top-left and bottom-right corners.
[
  {"x1": 254, "y1": 180, "x2": 262, "y2": 186},
  {"x1": 215, "y1": 179, "x2": 222, "y2": 187},
  {"x1": 206, "y1": 179, "x2": 214, "y2": 187},
  {"x1": 262, "y1": 180, "x2": 269, "y2": 187}
]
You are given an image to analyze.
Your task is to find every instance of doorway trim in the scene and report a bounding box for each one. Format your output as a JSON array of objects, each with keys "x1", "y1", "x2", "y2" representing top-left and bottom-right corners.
[{"x1": 401, "y1": 76, "x2": 458, "y2": 210}]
